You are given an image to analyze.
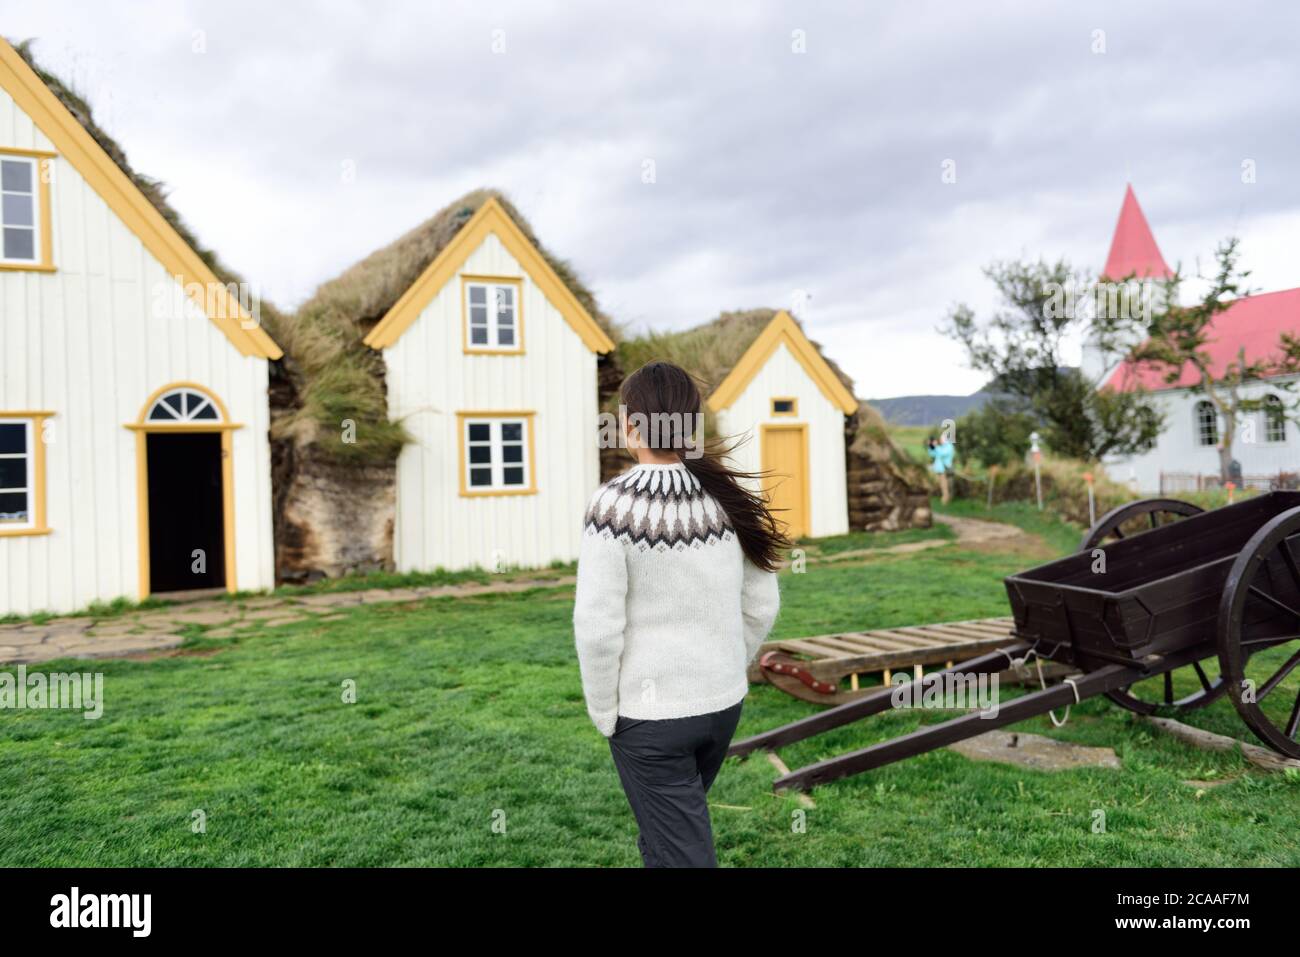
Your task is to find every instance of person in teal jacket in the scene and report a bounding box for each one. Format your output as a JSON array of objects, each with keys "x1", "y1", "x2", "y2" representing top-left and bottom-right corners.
[{"x1": 928, "y1": 435, "x2": 955, "y2": 503}]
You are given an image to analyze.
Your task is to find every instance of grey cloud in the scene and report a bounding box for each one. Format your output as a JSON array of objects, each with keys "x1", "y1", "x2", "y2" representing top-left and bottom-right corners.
[{"x1": 8, "y1": 0, "x2": 1299, "y2": 396}]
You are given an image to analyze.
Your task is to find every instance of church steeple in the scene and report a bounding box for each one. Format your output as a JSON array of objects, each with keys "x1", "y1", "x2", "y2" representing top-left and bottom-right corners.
[{"x1": 1102, "y1": 184, "x2": 1172, "y2": 280}]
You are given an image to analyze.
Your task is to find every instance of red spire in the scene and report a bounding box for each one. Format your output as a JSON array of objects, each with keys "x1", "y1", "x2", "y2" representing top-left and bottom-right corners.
[{"x1": 1102, "y1": 184, "x2": 1172, "y2": 280}]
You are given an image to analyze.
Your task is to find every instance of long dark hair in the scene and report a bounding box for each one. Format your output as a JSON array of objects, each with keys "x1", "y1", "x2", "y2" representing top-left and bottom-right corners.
[{"x1": 620, "y1": 361, "x2": 789, "y2": 571}]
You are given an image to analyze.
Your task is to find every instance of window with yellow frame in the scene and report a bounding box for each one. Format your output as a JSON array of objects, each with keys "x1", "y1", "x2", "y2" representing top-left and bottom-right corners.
[
  {"x1": 462, "y1": 275, "x2": 524, "y2": 353},
  {"x1": 771, "y1": 397, "x2": 799, "y2": 417},
  {"x1": 0, "y1": 148, "x2": 55, "y2": 272},
  {"x1": 0, "y1": 412, "x2": 53, "y2": 536},
  {"x1": 457, "y1": 412, "x2": 537, "y2": 496}
]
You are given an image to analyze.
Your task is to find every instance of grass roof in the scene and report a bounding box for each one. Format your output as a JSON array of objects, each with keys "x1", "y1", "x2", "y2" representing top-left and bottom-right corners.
[
  {"x1": 614, "y1": 308, "x2": 927, "y2": 485},
  {"x1": 612, "y1": 308, "x2": 858, "y2": 423},
  {"x1": 295, "y1": 189, "x2": 616, "y2": 344},
  {"x1": 272, "y1": 188, "x2": 618, "y2": 462},
  {"x1": 615, "y1": 308, "x2": 774, "y2": 399}
]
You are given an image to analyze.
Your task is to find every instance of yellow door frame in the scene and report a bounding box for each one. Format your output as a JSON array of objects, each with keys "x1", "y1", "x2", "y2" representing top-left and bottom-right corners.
[
  {"x1": 125, "y1": 382, "x2": 241, "y2": 599},
  {"x1": 760, "y1": 422, "x2": 811, "y2": 540}
]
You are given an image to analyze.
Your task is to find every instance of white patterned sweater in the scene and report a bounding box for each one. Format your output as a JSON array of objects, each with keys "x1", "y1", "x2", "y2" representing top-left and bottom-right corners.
[{"x1": 573, "y1": 462, "x2": 781, "y2": 736}]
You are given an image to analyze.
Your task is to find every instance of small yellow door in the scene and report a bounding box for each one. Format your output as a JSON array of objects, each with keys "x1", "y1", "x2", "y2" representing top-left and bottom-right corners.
[{"x1": 761, "y1": 424, "x2": 810, "y2": 540}]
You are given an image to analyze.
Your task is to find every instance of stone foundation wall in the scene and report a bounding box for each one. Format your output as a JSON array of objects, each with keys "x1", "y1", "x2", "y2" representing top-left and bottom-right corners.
[{"x1": 272, "y1": 439, "x2": 396, "y2": 583}]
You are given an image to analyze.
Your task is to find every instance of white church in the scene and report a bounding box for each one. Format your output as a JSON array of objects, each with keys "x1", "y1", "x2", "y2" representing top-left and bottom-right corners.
[{"x1": 1083, "y1": 186, "x2": 1300, "y2": 493}]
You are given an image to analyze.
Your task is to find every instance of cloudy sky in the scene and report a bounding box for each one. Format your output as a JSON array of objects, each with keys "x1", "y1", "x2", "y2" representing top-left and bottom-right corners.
[{"x1": 7, "y1": 1, "x2": 1299, "y2": 397}]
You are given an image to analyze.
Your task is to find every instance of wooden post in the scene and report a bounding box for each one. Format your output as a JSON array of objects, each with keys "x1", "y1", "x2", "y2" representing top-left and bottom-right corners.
[{"x1": 1029, "y1": 433, "x2": 1043, "y2": 510}]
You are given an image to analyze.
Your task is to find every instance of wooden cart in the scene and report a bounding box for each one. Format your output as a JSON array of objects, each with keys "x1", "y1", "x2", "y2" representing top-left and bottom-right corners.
[{"x1": 731, "y1": 493, "x2": 1300, "y2": 791}]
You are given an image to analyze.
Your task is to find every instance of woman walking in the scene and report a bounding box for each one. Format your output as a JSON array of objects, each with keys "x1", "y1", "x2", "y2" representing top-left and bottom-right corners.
[{"x1": 573, "y1": 361, "x2": 783, "y2": 868}]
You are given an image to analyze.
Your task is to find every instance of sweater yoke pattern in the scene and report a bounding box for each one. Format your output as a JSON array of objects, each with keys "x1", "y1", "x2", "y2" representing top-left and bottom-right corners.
[{"x1": 584, "y1": 466, "x2": 736, "y2": 553}]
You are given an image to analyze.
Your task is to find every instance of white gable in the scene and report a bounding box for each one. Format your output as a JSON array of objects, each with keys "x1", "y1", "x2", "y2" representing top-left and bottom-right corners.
[
  {"x1": 730, "y1": 341, "x2": 843, "y2": 416},
  {"x1": 380, "y1": 228, "x2": 601, "y2": 572},
  {"x1": 716, "y1": 341, "x2": 850, "y2": 538}
]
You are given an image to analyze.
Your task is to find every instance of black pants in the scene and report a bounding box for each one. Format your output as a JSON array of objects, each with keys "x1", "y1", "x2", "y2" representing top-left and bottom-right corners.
[{"x1": 607, "y1": 700, "x2": 744, "y2": 868}]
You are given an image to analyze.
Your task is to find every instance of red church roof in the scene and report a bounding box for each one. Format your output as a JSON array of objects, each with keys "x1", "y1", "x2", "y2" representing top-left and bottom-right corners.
[
  {"x1": 1102, "y1": 185, "x2": 1172, "y2": 280},
  {"x1": 1100, "y1": 184, "x2": 1299, "y2": 393},
  {"x1": 1105, "y1": 286, "x2": 1300, "y2": 392}
]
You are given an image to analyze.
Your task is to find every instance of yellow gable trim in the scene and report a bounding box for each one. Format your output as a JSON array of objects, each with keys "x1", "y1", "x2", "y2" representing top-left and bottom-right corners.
[
  {"x1": 363, "y1": 197, "x2": 615, "y2": 354},
  {"x1": 0, "y1": 38, "x2": 282, "y2": 360},
  {"x1": 707, "y1": 310, "x2": 858, "y2": 415}
]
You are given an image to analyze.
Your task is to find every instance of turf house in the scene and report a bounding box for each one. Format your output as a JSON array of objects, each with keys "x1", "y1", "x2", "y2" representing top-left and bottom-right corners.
[{"x1": 0, "y1": 38, "x2": 282, "y2": 614}]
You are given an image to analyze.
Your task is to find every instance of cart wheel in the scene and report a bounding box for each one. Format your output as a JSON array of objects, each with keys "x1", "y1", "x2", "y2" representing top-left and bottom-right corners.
[
  {"x1": 1080, "y1": 498, "x2": 1224, "y2": 714},
  {"x1": 1217, "y1": 505, "x2": 1300, "y2": 758},
  {"x1": 1099, "y1": 658, "x2": 1226, "y2": 715},
  {"x1": 1080, "y1": 497, "x2": 1204, "y2": 550}
]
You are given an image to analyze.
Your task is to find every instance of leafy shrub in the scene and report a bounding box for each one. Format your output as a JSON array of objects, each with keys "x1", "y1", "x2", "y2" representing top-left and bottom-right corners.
[{"x1": 954, "y1": 399, "x2": 1038, "y2": 468}]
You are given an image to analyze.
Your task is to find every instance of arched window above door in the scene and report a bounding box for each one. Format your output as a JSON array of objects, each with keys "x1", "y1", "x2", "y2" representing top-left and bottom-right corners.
[{"x1": 144, "y1": 386, "x2": 224, "y2": 424}]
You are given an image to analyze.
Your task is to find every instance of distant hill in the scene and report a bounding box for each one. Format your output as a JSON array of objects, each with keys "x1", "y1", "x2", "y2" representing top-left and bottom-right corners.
[
  {"x1": 867, "y1": 392, "x2": 992, "y2": 426},
  {"x1": 870, "y1": 368, "x2": 1077, "y2": 426}
]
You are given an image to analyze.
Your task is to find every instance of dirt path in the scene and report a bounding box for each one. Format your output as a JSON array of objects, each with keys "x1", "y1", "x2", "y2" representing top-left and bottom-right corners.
[
  {"x1": 804, "y1": 512, "x2": 1047, "y2": 567},
  {"x1": 933, "y1": 512, "x2": 1057, "y2": 557},
  {"x1": 933, "y1": 512, "x2": 1023, "y2": 545}
]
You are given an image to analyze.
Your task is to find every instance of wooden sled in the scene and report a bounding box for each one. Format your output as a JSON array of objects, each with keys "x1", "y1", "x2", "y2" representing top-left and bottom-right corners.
[{"x1": 750, "y1": 616, "x2": 1072, "y2": 706}]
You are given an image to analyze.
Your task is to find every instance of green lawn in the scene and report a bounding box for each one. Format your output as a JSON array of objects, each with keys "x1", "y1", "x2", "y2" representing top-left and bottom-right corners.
[{"x1": 2, "y1": 523, "x2": 1297, "y2": 866}]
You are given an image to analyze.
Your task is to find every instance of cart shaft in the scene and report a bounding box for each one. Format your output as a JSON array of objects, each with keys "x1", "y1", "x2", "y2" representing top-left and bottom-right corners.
[
  {"x1": 774, "y1": 662, "x2": 1138, "y2": 792},
  {"x1": 729, "y1": 642, "x2": 1032, "y2": 758}
]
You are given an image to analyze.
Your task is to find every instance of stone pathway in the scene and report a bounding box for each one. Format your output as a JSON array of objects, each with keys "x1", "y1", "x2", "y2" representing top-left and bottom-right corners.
[
  {"x1": 3, "y1": 513, "x2": 1037, "y2": 667},
  {"x1": 0, "y1": 576, "x2": 575, "y2": 666}
]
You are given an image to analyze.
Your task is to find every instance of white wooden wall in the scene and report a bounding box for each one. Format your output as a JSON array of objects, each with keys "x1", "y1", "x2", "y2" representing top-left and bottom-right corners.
[
  {"x1": 0, "y1": 86, "x2": 276, "y2": 614},
  {"x1": 1103, "y1": 377, "x2": 1300, "y2": 492},
  {"x1": 715, "y1": 342, "x2": 849, "y2": 538},
  {"x1": 381, "y1": 233, "x2": 601, "y2": 571}
]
